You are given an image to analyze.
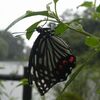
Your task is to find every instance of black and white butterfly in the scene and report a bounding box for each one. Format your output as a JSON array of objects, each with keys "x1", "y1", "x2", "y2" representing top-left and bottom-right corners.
[{"x1": 27, "y1": 27, "x2": 76, "y2": 95}]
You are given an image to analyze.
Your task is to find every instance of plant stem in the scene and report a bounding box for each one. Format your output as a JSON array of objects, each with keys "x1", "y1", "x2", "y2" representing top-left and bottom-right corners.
[
  {"x1": 5, "y1": 15, "x2": 25, "y2": 31},
  {"x1": 65, "y1": 23, "x2": 100, "y2": 40},
  {"x1": 54, "y1": 3, "x2": 58, "y2": 18},
  {"x1": 53, "y1": 2, "x2": 99, "y2": 38},
  {"x1": 65, "y1": 23, "x2": 93, "y2": 37},
  {"x1": 54, "y1": 2, "x2": 61, "y2": 22}
]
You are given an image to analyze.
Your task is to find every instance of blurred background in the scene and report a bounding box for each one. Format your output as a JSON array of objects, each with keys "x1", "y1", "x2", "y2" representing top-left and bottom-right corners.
[{"x1": 0, "y1": 0, "x2": 100, "y2": 100}]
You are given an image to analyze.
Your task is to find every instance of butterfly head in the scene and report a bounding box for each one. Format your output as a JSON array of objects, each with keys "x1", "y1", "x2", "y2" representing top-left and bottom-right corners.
[{"x1": 36, "y1": 27, "x2": 54, "y2": 35}]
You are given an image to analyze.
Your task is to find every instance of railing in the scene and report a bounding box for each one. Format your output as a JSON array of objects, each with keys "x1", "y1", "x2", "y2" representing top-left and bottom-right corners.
[{"x1": 0, "y1": 67, "x2": 32, "y2": 100}]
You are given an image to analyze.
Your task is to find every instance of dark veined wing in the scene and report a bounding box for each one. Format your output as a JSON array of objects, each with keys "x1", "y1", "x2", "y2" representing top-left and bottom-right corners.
[{"x1": 27, "y1": 27, "x2": 76, "y2": 95}]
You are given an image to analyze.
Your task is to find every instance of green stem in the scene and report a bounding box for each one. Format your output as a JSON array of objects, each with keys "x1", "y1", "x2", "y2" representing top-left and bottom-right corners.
[
  {"x1": 65, "y1": 23, "x2": 93, "y2": 37},
  {"x1": 54, "y1": 3, "x2": 58, "y2": 18},
  {"x1": 54, "y1": 15, "x2": 94, "y2": 37},
  {"x1": 53, "y1": 2, "x2": 91, "y2": 37},
  {"x1": 5, "y1": 11, "x2": 56, "y2": 31},
  {"x1": 5, "y1": 15, "x2": 25, "y2": 31},
  {"x1": 54, "y1": 2, "x2": 61, "y2": 22},
  {"x1": 5, "y1": 17, "x2": 57, "y2": 32},
  {"x1": 53, "y1": 3, "x2": 98, "y2": 38},
  {"x1": 65, "y1": 23, "x2": 100, "y2": 40}
]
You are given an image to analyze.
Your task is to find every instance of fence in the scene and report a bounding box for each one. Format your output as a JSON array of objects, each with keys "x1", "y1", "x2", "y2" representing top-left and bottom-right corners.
[{"x1": 0, "y1": 62, "x2": 32, "y2": 100}]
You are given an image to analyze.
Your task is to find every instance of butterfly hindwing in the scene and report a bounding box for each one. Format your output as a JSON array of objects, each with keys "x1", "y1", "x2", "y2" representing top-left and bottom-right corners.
[{"x1": 28, "y1": 27, "x2": 76, "y2": 95}]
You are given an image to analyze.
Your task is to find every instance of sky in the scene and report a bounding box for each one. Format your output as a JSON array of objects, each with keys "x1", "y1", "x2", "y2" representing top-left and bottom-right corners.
[{"x1": 0, "y1": 0, "x2": 97, "y2": 46}]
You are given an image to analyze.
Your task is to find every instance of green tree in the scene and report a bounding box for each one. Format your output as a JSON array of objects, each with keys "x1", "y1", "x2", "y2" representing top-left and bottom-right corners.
[{"x1": 0, "y1": 31, "x2": 30, "y2": 61}]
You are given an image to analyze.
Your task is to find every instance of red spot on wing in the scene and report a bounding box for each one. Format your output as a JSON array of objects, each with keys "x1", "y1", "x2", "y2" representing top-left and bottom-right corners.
[{"x1": 69, "y1": 56, "x2": 75, "y2": 63}]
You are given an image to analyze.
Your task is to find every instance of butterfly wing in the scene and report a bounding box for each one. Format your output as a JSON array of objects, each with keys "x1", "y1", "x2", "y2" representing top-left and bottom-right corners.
[{"x1": 28, "y1": 28, "x2": 76, "y2": 95}]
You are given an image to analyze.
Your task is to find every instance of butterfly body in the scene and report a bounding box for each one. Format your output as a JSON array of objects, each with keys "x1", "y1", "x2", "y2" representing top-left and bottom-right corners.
[{"x1": 28, "y1": 27, "x2": 76, "y2": 95}]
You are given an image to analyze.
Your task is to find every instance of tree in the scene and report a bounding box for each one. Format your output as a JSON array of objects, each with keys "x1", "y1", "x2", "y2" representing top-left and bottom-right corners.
[{"x1": 0, "y1": 31, "x2": 30, "y2": 61}]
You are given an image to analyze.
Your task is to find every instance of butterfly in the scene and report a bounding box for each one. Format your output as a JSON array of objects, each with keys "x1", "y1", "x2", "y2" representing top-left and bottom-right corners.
[{"x1": 27, "y1": 27, "x2": 76, "y2": 95}]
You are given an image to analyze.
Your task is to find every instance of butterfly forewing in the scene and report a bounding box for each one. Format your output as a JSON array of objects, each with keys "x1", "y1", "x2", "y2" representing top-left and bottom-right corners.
[{"x1": 28, "y1": 27, "x2": 76, "y2": 95}]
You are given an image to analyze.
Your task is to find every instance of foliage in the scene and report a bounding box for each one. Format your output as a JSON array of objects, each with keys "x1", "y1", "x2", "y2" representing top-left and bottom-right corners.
[
  {"x1": 77, "y1": 1, "x2": 93, "y2": 8},
  {"x1": 0, "y1": 31, "x2": 30, "y2": 61},
  {"x1": 56, "y1": 92, "x2": 83, "y2": 100},
  {"x1": 5, "y1": 0, "x2": 100, "y2": 48}
]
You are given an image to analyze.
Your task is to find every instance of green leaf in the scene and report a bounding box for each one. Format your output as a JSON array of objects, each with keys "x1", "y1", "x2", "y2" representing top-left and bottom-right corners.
[
  {"x1": 26, "y1": 20, "x2": 42, "y2": 40},
  {"x1": 5, "y1": 11, "x2": 54, "y2": 31},
  {"x1": 96, "y1": 90, "x2": 100, "y2": 94},
  {"x1": 70, "y1": 22, "x2": 84, "y2": 31},
  {"x1": 92, "y1": 12, "x2": 100, "y2": 20},
  {"x1": 24, "y1": 10, "x2": 53, "y2": 18},
  {"x1": 53, "y1": 0, "x2": 59, "y2": 4},
  {"x1": 85, "y1": 36, "x2": 100, "y2": 48},
  {"x1": 16, "y1": 78, "x2": 28, "y2": 87},
  {"x1": 56, "y1": 92, "x2": 83, "y2": 100},
  {"x1": 55, "y1": 23, "x2": 68, "y2": 35},
  {"x1": 96, "y1": 5, "x2": 100, "y2": 13},
  {"x1": 77, "y1": 1, "x2": 93, "y2": 8}
]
